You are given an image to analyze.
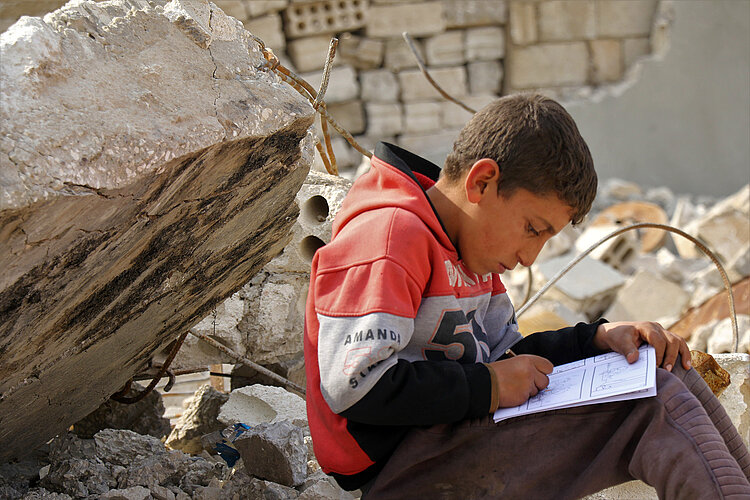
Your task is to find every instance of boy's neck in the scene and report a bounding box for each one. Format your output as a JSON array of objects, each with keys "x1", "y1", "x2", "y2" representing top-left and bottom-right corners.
[{"x1": 425, "y1": 179, "x2": 463, "y2": 251}]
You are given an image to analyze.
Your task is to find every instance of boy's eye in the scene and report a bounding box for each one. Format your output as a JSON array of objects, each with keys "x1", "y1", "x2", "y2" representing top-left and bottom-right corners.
[{"x1": 527, "y1": 223, "x2": 540, "y2": 236}]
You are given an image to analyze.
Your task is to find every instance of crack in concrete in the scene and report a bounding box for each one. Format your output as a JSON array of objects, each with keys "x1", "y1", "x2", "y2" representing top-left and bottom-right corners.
[
  {"x1": 63, "y1": 181, "x2": 114, "y2": 199},
  {"x1": 206, "y1": 6, "x2": 228, "y2": 142}
]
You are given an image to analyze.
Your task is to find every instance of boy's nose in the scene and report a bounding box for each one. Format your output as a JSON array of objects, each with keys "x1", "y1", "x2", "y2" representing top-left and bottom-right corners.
[{"x1": 518, "y1": 241, "x2": 545, "y2": 267}]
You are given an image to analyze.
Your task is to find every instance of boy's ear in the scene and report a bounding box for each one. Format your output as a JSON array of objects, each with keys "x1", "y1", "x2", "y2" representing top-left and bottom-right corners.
[{"x1": 465, "y1": 158, "x2": 501, "y2": 203}]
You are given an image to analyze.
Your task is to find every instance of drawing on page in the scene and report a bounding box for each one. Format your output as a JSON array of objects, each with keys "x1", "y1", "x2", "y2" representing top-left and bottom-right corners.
[
  {"x1": 526, "y1": 370, "x2": 585, "y2": 409},
  {"x1": 591, "y1": 357, "x2": 648, "y2": 396},
  {"x1": 554, "y1": 359, "x2": 586, "y2": 373}
]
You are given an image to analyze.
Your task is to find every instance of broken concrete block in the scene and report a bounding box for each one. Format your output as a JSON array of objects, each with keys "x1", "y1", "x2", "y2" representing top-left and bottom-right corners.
[
  {"x1": 72, "y1": 382, "x2": 171, "y2": 440},
  {"x1": 245, "y1": 13, "x2": 286, "y2": 50},
  {"x1": 99, "y1": 486, "x2": 152, "y2": 500},
  {"x1": 574, "y1": 222, "x2": 640, "y2": 273},
  {"x1": 706, "y1": 315, "x2": 750, "y2": 354},
  {"x1": 234, "y1": 421, "x2": 307, "y2": 487},
  {"x1": 337, "y1": 33, "x2": 385, "y2": 70},
  {"x1": 287, "y1": 34, "x2": 336, "y2": 72},
  {"x1": 443, "y1": 0, "x2": 507, "y2": 28},
  {"x1": 218, "y1": 384, "x2": 307, "y2": 428},
  {"x1": 715, "y1": 353, "x2": 750, "y2": 447},
  {"x1": 298, "y1": 473, "x2": 357, "y2": 499},
  {"x1": 0, "y1": 0, "x2": 314, "y2": 462},
  {"x1": 325, "y1": 100, "x2": 366, "y2": 136},
  {"x1": 40, "y1": 458, "x2": 114, "y2": 498},
  {"x1": 166, "y1": 385, "x2": 230, "y2": 455},
  {"x1": 536, "y1": 253, "x2": 626, "y2": 320},
  {"x1": 604, "y1": 270, "x2": 690, "y2": 327},
  {"x1": 282, "y1": 0, "x2": 366, "y2": 39},
  {"x1": 94, "y1": 429, "x2": 168, "y2": 467},
  {"x1": 366, "y1": 1, "x2": 446, "y2": 38}
]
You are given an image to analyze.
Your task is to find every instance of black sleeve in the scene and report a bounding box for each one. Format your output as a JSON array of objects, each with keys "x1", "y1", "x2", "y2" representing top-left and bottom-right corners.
[
  {"x1": 508, "y1": 319, "x2": 609, "y2": 366},
  {"x1": 340, "y1": 359, "x2": 491, "y2": 426}
]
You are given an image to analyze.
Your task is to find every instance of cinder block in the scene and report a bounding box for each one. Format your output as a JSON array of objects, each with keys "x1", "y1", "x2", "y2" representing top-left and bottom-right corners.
[
  {"x1": 536, "y1": 253, "x2": 626, "y2": 320},
  {"x1": 246, "y1": 0, "x2": 288, "y2": 18},
  {"x1": 397, "y1": 129, "x2": 461, "y2": 166},
  {"x1": 509, "y1": 1, "x2": 537, "y2": 45},
  {"x1": 465, "y1": 26, "x2": 505, "y2": 61},
  {"x1": 443, "y1": 0, "x2": 507, "y2": 28},
  {"x1": 425, "y1": 31, "x2": 465, "y2": 67},
  {"x1": 467, "y1": 60, "x2": 503, "y2": 94},
  {"x1": 213, "y1": 1, "x2": 249, "y2": 21},
  {"x1": 300, "y1": 65, "x2": 360, "y2": 104},
  {"x1": 245, "y1": 13, "x2": 286, "y2": 50},
  {"x1": 366, "y1": 1, "x2": 446, "y2": 38},
  {"x1": 574, "y1": 222, "x2": 639, "y2": 273},
  {"x1": 327, "y1": 100, "x2": 366, "y2": 135},
  {"x1": 440, "y1": 94, "x2": 496, "y2": 129},
  {"x1": 287, "y1": 34, "x2": 338, "y2": 72},
  {"x1": 596, "y1": 0, "x2": 658, "y2": 38},
  {"x1": 623, "y1": 37, "x2": 651, "y2": 69},
  {"x1": 399, "y1": 66, "x2": 467, "y2": 101},
  {"x1": 282, "y1": 0, "x2": 366, "y2": 39},
  {"x1": 384, "y1": 37, "x2": 423, "y2": 71},
  {"x1": 539, "y1": 0, "x2": 595, "y2": 41},
  {"x1": 338, "y1": 33, "x2": 385, "y2": 70},
  {"x1": 366, "y1": 102, "x2": 404, "y2": 136},
  {"x1": 360, "y1": 69, "x2": 400, "y2": 103},
  {"x1": 506, "y1": 42, "x2": 588, "y2": 89},
  {"x1": 404, "y1": 101, "x2": 442, "y2": 134},
  {"x1": 604, "y1": 270, "x2": 690, "y2": 327},
  {"x1": 591, "y1": 39, "x2": 623, "y2": 83}
]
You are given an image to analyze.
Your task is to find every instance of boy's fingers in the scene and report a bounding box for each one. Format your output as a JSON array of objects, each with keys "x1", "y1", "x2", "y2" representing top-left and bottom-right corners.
[
  {"x1": 663, "y1": 339, "x2": 681, "y2": 371},
  {"x1": 680, "y1": 341, "x2": 692, "y2": 369}
]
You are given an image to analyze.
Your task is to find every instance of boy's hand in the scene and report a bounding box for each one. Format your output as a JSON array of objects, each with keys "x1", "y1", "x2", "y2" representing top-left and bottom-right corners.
[
  {"x1": 593, "y1": 321, "x2": 692, "y2": 372},
  {"x1": 488, "y1": 355, "x2": 554, "y2": 407}
]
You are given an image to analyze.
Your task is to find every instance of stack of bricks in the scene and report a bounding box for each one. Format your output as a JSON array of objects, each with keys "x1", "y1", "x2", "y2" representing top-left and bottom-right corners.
[{"x1": 1, "y1": 0, "x2": 660, "y2": 177}]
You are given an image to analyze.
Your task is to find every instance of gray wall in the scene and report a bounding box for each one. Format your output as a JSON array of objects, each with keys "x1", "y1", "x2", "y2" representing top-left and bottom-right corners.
[{"x1": 566, "y1": 0, "x2": 750, "y2": 198}]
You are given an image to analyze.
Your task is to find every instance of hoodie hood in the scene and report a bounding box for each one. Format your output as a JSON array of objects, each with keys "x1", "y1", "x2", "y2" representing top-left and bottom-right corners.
[{"x1": 332, "y1": 142, "x2": 455, "y2": 253}]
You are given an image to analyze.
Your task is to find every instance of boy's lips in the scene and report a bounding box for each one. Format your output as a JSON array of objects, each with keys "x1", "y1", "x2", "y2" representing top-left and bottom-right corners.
[{"x1": 497, "y1": 263, "x2": 507, "y2": 273}]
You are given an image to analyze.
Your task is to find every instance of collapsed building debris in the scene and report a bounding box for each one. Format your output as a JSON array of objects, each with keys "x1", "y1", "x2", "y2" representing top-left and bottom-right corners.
[{"x1": 0, "y1": 0, "x2": 314, "y2": 462}]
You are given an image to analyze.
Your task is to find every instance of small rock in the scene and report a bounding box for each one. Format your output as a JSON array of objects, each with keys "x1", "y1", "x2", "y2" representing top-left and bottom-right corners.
[
  {"x1": 99, "y1": 486, "x2": 152, "y2": 500},
  {"x1": 166, "y1": 385, "x2": 230, "y2": 455},
  {"x1": 218, "y1": 384, "x2": 307, "y2": 429},
  {"x1": 234, "y1": 421, "x2": 307, "y2": 487}
]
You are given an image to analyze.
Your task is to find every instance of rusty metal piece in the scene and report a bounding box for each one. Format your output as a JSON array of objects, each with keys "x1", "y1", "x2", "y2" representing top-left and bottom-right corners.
[
  {"x1": 690, "y1": 350, "x2": 731, "y2": 397},
  {"x1": 110, "y1": 331, "x2": 189, "y2": 404}
]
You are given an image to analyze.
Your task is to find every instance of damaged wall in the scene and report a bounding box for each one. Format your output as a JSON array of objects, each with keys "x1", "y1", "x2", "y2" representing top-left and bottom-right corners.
[{"x1": 0, "y1": 0, "x2": 315, "y2": 462}]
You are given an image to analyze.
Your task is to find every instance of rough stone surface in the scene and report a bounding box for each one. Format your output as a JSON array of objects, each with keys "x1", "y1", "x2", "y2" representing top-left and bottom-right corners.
[
  {"x1": 443, "y1": 0, "x2": 507, "y2": 28},
  {"x1": 508, "y1": 1, "x2": 537, "y2": 45},
  {"x1": 218, "y1": 384, "x2": 307, "y2": 428},
  {"x1": 366, "y1": 1, "x2": 446, "y2": 38},
  {"x1": 234, "y1": 421, "x2": 306, "y2": 487},
  {"x1": 538, "y1": 0, "x2": 595, "y2": 41},
  {"x1": 360, "y1": 68, "x2": 400, "y2": 103},
  {"x1": 72, "y1": 382, "x2": 172, "y2": 440},
  {"x1": 300, "y1": 65, "x2": 360, "y2": 104},
  {"x1": 506, "y1": 42, "x2": 588, "y2": 88},
  {"x1": 424, "y1": 31, "x2": 465, "y2": 67},
  {"x1": 166, "y1": 385, "x2": 230, "y2": 455},
  {"x1": 0, "y1": 0, "x2": 314, "y2": 462},
  {"x1": 465, "y1": 26, "x2": 505, "y2": 60},
  {"x1": 398, "y1": 66, "x2": 467, "y2": 101},
  {"x1": 605, "y1": 270, "x2": 690, "y2": 327}
]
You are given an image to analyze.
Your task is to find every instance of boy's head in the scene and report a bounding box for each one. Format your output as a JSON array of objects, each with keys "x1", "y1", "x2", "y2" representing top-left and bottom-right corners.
[{"x1": 443, "y1": 93, "x2": 597, "y2": 225}]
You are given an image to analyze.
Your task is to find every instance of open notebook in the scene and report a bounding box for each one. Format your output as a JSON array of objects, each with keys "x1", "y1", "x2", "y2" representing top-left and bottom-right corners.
[{"x1": 494, "y1": 344, "x2": 657, "y2": 422}]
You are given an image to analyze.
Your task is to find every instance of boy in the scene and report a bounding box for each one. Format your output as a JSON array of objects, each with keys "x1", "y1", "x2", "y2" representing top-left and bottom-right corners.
[{"x1": 303, "y1": 94, "x2": 750, "y2": 498}]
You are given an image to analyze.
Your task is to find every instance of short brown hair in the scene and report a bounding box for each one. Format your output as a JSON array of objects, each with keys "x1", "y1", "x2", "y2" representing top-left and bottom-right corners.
[{"x1": 443, "y1": 94, "x2": 597, "y2": 224}]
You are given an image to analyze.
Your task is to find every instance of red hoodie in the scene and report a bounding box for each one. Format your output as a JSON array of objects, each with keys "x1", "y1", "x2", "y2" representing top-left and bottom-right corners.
[{"x1": 304, "y1": 143, "x2": 604, "y2": 489}]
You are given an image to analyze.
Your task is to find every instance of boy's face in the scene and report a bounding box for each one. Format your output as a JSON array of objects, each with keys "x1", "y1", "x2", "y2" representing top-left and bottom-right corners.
[{"x1": 458, "y1": 185, "x2": 573, "y2": 276}]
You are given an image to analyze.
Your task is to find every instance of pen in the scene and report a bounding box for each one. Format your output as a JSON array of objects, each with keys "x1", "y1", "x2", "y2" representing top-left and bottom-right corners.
[{"x1": 505, "y1": 348, "x2": 517, "y2": 357}]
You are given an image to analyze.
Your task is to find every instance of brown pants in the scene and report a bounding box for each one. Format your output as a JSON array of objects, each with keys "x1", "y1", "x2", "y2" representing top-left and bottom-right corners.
[{"x1": 364, "y1": 363, "x2": 750, "y2": 499}]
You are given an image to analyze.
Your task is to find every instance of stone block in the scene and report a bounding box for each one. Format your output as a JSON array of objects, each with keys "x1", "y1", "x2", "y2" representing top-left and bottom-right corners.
[
  {"x1": 404, "y1": 101, "x2": 442, "y2": 134},
  {"x1": 213, "y1": 1, "x2": 249, "y2": 21},
  {"x1": 385, "y1": 36, "x2": 423, "y2": 71},
  {"x1": 604, "y1": 270, "x2": 690, "y2": 327},
  {"x1": 623, "y1": 37, "x2": 651, "y2": 69},
  {"x1": 597, "y1": 0, "x2": 658, "y2": 38},
  {"x1": 300, "y1": 65, "x2": 360, "y2": 103},
  {"x1": 366, "y1": 102, "x2": 404, "y2": 136},
  {"x1": 246, "y1": 0, "x2": 288, "y2": 17},
  {"x1": 218, "y1": 384, "x2": 308, "y2": 428},
  {"x1": 326, "y1": 100, "x2": 366, "y2": 135},
  {"x1": 165, "y1": 385, "x2": 230, "y2": 455},
  {"x1": 244, "y1": 13, "x2": 285, "y2": 50},
  {"x1": 467, "y1": 60, "x2": 503, "y2": 94},
  {"x1": 399, "y1": 66, "x2": 467, "y2": 101},
  {"x1": 506, "y1": 42, "x2": 588, "y2": 89},
  {"x1": 282, "y1": 0, "x2": 366, "y2": 39},
  {"x1": 536, "y1": 253, "x2": 626, "y2": 320},
  {"x1": 440, "y1": 94, "x2": 497, "y2": 129},
  {"x1": 706, "y1": 315, "x2": 750, "y2": 355},
  {"x1": 591, "y1": 39, "x2": 623, "y2": 84},
  {"x1": 509, "y1": 1, "x2": 537, "y2": 45},
  {"x1": 539, "y1": 0, "x2": 595, "y2": 41},
  {"x1": 465, "y1": 26, "x2": 505, "y2": 61},
  {"x1": 366, "y1": 1, "x2": 446, "y2": 38},
  {"x1": 443, "y1": 0, "x2": 507, "y2": 28},
  {"x1": 360, "y1": 68, "x2": 400, "y2": 102},
  {"x1": 234, "y1": 421, "x2": 307, "y2": 487},
  {"x1": 425, "y1": 30, "x2": 465, "y2": 67},
  {"x1": 287, "y1": 34, "x2": 337, "y2": 72},
  {"x1": 337, "y1": 33, "x2": 385, "y2": 70},
  {"x1": 397, "y1": 129, "x2": 461, "y2": 167}
]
